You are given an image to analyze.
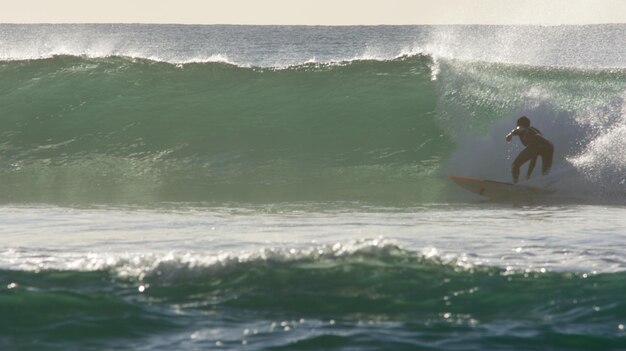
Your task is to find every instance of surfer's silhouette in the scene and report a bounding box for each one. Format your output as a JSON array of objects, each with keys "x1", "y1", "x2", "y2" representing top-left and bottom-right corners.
[{"x1": 505, "y1": 116, "x2": 554, "y2": 184}]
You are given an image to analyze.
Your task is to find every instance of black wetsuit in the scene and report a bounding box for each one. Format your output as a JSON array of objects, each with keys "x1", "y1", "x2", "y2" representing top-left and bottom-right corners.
[{"x1": 509, "y1": 126, "x2": 554, "y2": 183}]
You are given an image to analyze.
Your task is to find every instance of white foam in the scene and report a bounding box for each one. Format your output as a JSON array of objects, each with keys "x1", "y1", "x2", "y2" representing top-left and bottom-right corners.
[{"x1": 2, "y1": 204, "x2": 626, "y2": 276}]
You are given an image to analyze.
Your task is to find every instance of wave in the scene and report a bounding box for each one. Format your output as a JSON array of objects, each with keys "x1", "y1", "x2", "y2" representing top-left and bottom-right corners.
[
  {"x1": 0, "y1": 55, "x2": 624, "y2": 205},
  {"x1": 2, "y1": 241, "x2": 626, "y2": 349}
]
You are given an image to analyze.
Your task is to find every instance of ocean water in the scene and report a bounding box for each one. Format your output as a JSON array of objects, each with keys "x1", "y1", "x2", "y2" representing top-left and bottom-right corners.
[{"x1": 1, "y1": 24, "x2": 625, "y2": 350}]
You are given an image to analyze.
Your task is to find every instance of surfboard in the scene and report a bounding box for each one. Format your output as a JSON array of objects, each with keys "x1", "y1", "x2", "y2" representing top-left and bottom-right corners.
[{"x1": 449, "y1": 175, "x2": 553, "y2": 198}]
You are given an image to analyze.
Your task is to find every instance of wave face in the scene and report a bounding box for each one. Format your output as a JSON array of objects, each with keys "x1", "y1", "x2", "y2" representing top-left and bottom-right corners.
[
  {"x1": 0, "y1": 24, "x2": 625, "y2": 205},
  {"x1": 0, "y1": 55, "x2": 450, "y2": 204},
  {"x1": 0, "y1": 54, "x2": 625, "y2": 205},
  {"x1": 2, "y1": 243, "x2": 626, "y2": 350}
]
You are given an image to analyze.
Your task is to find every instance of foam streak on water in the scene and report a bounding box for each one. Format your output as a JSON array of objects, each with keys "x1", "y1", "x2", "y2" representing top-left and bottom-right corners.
[{"x1": 2, "y1": 204, "x2": 625, "y2": 274}]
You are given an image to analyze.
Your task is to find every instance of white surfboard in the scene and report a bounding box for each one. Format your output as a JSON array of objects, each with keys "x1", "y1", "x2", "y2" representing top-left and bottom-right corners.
[{"x1": 449, "y1": 175, "x2": 553, "y2": 198}]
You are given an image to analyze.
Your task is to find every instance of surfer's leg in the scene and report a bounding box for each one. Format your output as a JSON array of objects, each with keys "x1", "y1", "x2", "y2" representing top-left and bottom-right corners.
[
  {"x1": 512, "y1": 147, "x2": 535, "y2": 184},
  {"x1": 541, "y1": 143, "x2": 554, "y2": 175}
]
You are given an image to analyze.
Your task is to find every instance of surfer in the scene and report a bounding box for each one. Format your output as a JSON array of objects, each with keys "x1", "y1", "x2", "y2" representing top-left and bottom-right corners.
[{"x1": 505, "y1": 116, "x2": 554, "y2": 184}]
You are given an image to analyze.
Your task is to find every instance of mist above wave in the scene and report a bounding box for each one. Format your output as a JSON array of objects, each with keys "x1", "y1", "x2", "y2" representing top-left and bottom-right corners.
[{"x1": 1, "y1": 24, "x2": 623, "y2": 69}]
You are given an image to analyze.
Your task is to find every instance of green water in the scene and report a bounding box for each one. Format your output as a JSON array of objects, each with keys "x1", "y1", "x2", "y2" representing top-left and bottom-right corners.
[{"x1": 0, "y1": 55, "x2": 624, "y2": 204}]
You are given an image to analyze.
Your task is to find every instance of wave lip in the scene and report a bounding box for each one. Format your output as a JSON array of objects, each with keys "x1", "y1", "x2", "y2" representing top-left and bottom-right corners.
[{"x1": 2, "y1": 24, "x2": 625, "y2": 69}]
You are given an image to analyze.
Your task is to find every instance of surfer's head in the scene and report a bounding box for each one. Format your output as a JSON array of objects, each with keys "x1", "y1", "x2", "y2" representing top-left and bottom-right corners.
[{"x1": 517, "y1": 116, "x2": 530, "y2": 127}]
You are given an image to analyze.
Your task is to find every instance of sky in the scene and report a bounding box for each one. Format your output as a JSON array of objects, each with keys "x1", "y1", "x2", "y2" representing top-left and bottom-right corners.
[{"x1": 2, "y1": 0, "x2": 625, "y2": 25}]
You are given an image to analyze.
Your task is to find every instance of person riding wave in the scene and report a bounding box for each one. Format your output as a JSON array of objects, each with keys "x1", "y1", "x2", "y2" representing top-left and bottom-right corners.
[{"x1": 505, "y1": 116, "x2": 554, "y2": 184}]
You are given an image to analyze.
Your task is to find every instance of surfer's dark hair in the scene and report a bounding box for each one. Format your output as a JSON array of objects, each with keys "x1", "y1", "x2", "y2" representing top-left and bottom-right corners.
[{"x1": 517, "y1": 116, "x2": 530, "y2": 127}]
